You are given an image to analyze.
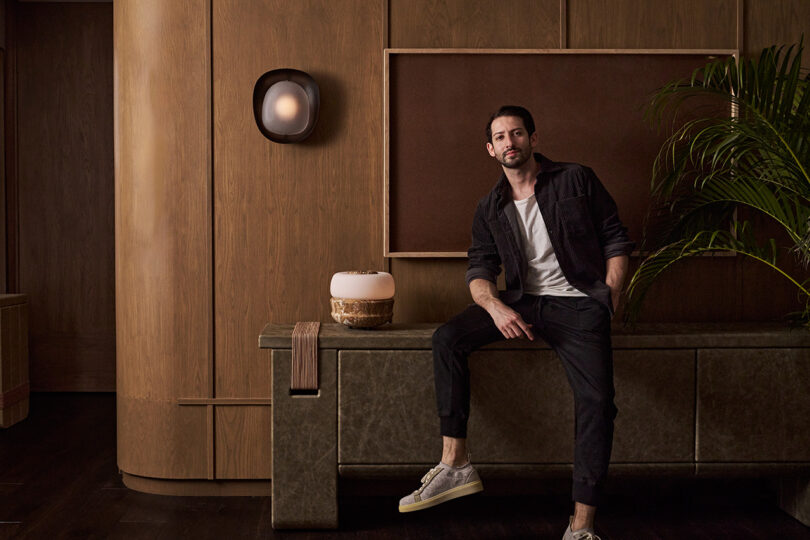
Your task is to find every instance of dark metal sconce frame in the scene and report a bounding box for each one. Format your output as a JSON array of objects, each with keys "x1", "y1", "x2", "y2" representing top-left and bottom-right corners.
[{"x1": 253, "y1": 68, "x2": 320, "y2": 143}]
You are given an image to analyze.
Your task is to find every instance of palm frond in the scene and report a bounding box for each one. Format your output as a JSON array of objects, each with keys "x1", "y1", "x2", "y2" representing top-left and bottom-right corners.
[{"x1": 625, "y1": 221, "x2": 810, "y2": 325}]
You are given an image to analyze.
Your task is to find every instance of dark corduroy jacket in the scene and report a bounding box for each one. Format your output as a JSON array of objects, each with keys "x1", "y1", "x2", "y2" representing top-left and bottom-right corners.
[{"x1": 465, "y1": 153, "x2": 635, "y2": 314}]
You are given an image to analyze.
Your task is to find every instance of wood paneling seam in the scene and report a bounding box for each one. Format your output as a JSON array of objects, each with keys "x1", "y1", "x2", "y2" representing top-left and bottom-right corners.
[
  {"x1": 208, "y1": 0, "x2": 215, "y2": 479},
  {"x1": 178, "y1": 398, "x2": 272, "y2": 405},
  {"x1": 736, "y1": 0, "x2": 744, "y2": 55},
  {"x1": 208, "y1": 404, "x2": 215, "y2": 479},
  {"x1": 208, "y1": 0, "x2": 215, "y2": 401}
]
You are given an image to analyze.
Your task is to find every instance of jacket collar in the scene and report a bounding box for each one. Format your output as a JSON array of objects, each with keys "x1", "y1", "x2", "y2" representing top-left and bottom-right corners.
[{"x1": 494, "y1": 153, "x2": 561, "y2": 208}]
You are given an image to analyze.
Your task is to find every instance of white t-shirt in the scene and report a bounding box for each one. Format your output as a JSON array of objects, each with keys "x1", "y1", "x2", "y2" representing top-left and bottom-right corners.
[{"x1": 512, "y1": 194, "x2": 587, "y2": 297}]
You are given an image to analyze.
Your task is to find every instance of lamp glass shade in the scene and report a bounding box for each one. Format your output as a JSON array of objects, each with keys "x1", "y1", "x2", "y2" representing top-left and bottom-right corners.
[
  {"x1": 261, "y1": 81, "x2": 309, "y2": 135},
  {"x1": 253, "y1": 69, "x2": 319, "y2": 143}
]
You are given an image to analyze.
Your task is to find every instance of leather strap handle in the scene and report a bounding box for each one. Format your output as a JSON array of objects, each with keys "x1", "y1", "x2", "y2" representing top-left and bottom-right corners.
[{"x1": 291, "y1": 321, "x2": 320, "y2": 391}]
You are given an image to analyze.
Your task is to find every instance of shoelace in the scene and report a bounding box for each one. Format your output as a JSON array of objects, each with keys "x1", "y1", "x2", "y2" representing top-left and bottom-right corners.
[{"x1": 414, "y1": 466, "x2": 442, "y2": 495}]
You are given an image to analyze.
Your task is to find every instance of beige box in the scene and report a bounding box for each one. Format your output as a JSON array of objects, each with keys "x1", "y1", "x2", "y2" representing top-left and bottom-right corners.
[{"x1": 0, "y1": 294, "x2": 29, "y2": 428}]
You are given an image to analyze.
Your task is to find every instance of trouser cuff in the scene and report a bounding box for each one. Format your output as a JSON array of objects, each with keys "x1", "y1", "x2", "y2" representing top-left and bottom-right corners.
[
  {"x1": 440, "y1": 416, "x2": 467, "y2": 438},
  {"x1": 572, "y1": 478, "x2": 601, "y2": 507}
]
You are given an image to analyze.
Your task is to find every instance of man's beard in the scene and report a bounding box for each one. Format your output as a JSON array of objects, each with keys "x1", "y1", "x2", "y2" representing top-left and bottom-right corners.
[{"x1": 498, "y1": 147, "x2": 531, "y2": 169}]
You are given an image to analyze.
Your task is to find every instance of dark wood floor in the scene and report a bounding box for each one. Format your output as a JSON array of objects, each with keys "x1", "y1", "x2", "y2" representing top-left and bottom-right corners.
[{"x1": 1, "y1": 393, "x2": 809, "y2": 539}]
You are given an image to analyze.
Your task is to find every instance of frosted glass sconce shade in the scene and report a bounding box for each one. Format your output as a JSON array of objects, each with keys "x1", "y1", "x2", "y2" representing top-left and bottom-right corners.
[{"x1": 253, "y1": 69, "x2": 319, "y2": 143}]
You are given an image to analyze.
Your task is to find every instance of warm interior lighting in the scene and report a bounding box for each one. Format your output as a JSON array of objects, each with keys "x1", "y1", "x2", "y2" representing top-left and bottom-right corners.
[
  {"x1": 253, "y1": 69, "x2": 319, "y2": 143},
  {"x1": 261, "y1": 80, "x2": 309, "y2": 135},
  {"x1": 274, "y1": 94, "x2": 299, "y2": 120}
]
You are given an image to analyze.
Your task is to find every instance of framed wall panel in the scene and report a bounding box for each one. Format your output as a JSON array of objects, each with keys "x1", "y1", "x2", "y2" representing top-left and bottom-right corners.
[{"x1": 384, "y1": 49, "x2": 737, "y2": 257}]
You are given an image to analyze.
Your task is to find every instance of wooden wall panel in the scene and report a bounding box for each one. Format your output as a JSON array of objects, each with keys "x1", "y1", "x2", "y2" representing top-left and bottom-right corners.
[
  {"x1": 391, "y1": 259, "x2": 471, "y2": 323},
  {"x1": 738, "y1": 210, "x2": 808, "y2": 322},
  {"x1": 0, "y1": 1, "x2": 6, "y2": 49},
  {"x1": 4, "y1": 1, "x2": 16, "y2": 296},
  {"x1": 215, "y1": 406, "x2": 272, "y2": 479},
  {"x1": 385, "y1": 0, "x2": 805, "y2": 325},
  {"x1": 0, "y1": 50, "x2": 6, "y2": 294},
  {"x1": 389, "y1": 0, "x2": 559, "y2": 48},
  {"x1": 118, "y1": 396, "x2": 208, "y2": 478},
  {"x1": 744, "y1": 0, "x2": 810, "y2": 56},
  {"x1": 16, "y1": 3, "x2": 114, "y2": 390},
  {"x1": 630, "y1": 257, "x2": 744, "y2": 323},
  {"x1": 568, "y1": 0, "x2": 737, "y2": 49},
  {"x1": 212, "y1": 0, "x2": 384, "y2": 398},
  {"x1": 115, "y1": 0, "x2": 211, "y2": 476}
]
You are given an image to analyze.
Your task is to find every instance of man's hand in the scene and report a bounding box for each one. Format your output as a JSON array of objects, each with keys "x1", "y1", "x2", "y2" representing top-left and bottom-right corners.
[
  {"x1": 469, "y1": 278, "x2": 534, "y2": 340},
  {"x1": 609, "y1": 287, "x2": 621, "y2": 315},
  {"x1": 488, "y1": 301, "x2": 534, "y2": 340},
  {"x1": 605, "y1": 255, "x2": 629, "y2": 313}
]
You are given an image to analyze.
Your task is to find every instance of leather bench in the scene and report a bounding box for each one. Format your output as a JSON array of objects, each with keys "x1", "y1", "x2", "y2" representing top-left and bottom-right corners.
[{"x1": 259, "y1": 322, "x2": 810, "y2": 529}]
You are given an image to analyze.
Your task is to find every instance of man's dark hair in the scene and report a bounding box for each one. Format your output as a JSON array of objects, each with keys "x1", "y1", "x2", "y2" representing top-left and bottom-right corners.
[{"x1": 485, "y1": 105, "x2": 536, "y2": 143}]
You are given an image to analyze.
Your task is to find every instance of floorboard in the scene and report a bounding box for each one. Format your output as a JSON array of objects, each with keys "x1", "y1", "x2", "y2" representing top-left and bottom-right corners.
[{"x1": 0, "y1": 393, "x2": 808, "y2": 539}]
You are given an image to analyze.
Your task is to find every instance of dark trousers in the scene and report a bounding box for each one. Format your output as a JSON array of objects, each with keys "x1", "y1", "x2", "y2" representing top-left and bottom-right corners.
[{"x1": 432, "y1": 294, "x2": 617, "y2": 506}]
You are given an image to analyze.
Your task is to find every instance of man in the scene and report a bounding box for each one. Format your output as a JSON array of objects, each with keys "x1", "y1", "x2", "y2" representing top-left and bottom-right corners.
[{"x1": 398, "y1": 106, "x2": 634, "y2": 540}]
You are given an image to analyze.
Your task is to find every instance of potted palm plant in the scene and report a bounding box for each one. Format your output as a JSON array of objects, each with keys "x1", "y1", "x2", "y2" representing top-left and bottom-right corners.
[{"x1": 625, "y1": 40, "x2": 810, "y2": 326}]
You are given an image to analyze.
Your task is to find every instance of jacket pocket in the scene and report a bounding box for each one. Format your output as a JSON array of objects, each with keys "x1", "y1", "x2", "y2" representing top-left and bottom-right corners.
[{"x1": 557, "y1": 195, "x2": 591, "y2": 236}]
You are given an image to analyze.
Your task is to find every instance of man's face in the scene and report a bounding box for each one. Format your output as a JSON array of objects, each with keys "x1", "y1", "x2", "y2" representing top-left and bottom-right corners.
[{"x1": 486, "y1": 115, "x2": 537, "y2": 169}]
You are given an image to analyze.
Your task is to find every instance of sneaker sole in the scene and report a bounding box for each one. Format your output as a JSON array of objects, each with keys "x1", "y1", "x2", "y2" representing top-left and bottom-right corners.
[{"x1": 398, "y1": 480, "x2": 484, "y2": 513}]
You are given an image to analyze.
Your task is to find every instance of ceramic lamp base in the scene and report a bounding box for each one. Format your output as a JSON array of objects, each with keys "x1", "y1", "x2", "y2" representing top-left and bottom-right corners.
[{"x1": 330, "y1": 297, "x2": 393, "y2": 328}]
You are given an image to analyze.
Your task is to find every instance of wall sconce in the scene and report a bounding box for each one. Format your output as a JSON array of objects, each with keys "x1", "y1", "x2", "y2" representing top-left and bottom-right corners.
[{"x1": 253, "y1": 69, "x2": 319, "y2": 143}]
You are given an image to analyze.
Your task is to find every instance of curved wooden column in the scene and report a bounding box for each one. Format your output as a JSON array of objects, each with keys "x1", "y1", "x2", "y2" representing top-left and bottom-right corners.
[{"x1": 114, "y1": 0, "x2": 212, "y2": 480}]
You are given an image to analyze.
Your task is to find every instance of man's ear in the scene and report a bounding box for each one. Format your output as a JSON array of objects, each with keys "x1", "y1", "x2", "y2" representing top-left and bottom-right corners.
[
  {"x1": 530, "y1": 131, "x2": 539, "y2": 149},
  {"x1": 486, "y1": 142, "x2": 495, "y2": 157}
]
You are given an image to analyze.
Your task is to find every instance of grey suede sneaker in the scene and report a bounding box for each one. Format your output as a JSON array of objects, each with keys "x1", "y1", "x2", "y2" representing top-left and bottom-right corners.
[
  {"x1": 398, "y1": 460, "x2": 483, "y2": 513},
  {"x1": 562, "y1": 516, "x2": 601, "y2": 540}
]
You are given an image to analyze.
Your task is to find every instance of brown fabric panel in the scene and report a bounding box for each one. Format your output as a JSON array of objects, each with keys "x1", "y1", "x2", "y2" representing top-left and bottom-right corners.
[
  {"x1": 291, "y1": 322, "x2": 320, "y2": 390},
  {"x1": 389, "y1": 53, "x2": 727, "y2": 254}
]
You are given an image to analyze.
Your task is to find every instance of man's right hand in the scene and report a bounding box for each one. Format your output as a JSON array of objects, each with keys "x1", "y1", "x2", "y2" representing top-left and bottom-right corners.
[
  {"x1": 487, "y1": 301, "x2": 534, "y2": 340},
  {"x1": 468, "y1": 279, "x2": 534, "y2": 340}
]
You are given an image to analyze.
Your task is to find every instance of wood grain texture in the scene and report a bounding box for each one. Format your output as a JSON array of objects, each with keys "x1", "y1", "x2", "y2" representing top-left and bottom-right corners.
[
  {"x1": 0, "y1": 301, "x2": 26, "y2": 394},
  {"x1": 743, "y1": 0, "x2": 810, "y2": 56},
  {"x1": 390, "y1": 258, "x2": 473, "y2": 323},
  {"x1": 121, "y1": 473, "x2": 271, "y2": 496},
  {"x1": 115, "y1": 0, "x2": 211, "y2": 402},
  {"x1": 115, "y1": 0, "x2": 211, "y2": 479},
  {"x1": 385, "y1": 1, "x2": 804, "y2": 324},
  {"x1": 0, "y1": 50, "x2": 5, "y2": 292},
  {"x1": 568, "y1": 0, "x2": 737, "y2": 49},
  {"x1": 4, "y1": 3, "x2": 17, "y2": 295},
  {"x1": 117, "y1": 395, "x2": 208, "y2": 478},
  {"x1": 386, "y1": 51, "x2": 728, "y2": 255},
  {"x1": 0, "y1": 298, "x2": 28, "y2": 427},
  {"x1": 0, "y1": 2, "x2": 6, "y2": 49},
  {"x1": 738, "y1": 210, "x2": 808, "y2": 322},
  {"x1": 630, "y1": 256, "x2": 745, "y2": 323},
  {"x1": 215, "y1": 405, "x2": 272, "y2": 479},
  {"x1": 16, "y1": 2, "x2": 114, "y2": 391},
  {"x1": 389, "y1": 0, "x2": 559, "y2": 49},
  {"x1": 212, "y1": 0, "x2": 383, "y2": 398}
]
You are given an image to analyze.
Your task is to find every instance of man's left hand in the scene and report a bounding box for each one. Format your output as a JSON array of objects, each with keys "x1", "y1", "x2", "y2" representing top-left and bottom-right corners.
[
  {"x1": 605, "y1": 255, "x2": 629, "y2": 315},
  {"x1": 609, "y1": 286, "x2": 620, "y2": 314}
]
